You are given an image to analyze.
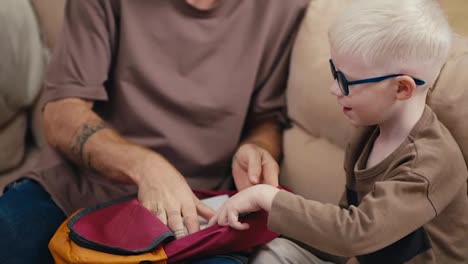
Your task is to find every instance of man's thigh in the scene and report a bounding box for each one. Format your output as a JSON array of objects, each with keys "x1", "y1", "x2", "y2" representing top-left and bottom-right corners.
[
  {"x1": 249, "y1": 237, "x2": 335, "y2": 264},
  {"x1": 0, "y1": 179, "x2": 66, "y2": 264}
]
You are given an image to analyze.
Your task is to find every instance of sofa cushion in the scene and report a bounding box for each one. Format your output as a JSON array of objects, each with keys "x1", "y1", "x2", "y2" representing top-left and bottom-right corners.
[
  {"x1": 0, "y1": 0, "x2": 45, "y2": 125},
  {"x1": 281, "y1": 0, "x2": 350, "y2": 203},
  {"x1": 427, "y1": 35, "x2": 468, "y2": 174},
  {"x1": 30, "y1": 0, "x2": 66, "y2": 50},
  {"x1": 281, "y1": 125, "x2": 347, "y2": 203},
  {"x1": 0, "y1": 0, "x2": 46, "y2": 173},
  {"x1": 285, "y1": 0, "x2": 352, "y2": 150},
  {"x1": 282, "y1": 0, "x2": 468, "y2": 203}
]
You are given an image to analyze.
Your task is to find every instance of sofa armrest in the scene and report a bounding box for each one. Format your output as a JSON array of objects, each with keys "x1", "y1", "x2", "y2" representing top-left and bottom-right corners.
[{"x1": 30, "y1": 0, "x2": 66, "y2": 50}]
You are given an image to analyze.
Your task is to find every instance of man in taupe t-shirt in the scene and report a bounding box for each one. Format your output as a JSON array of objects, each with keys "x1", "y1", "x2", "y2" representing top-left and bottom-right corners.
[{"x1": 0, "y1": 0, "x2": 308, "y2": 263}]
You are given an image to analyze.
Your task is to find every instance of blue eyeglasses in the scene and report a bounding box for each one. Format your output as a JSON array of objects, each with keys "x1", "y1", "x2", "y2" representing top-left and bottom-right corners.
[{"x1": 329, "y1": 59, "x2": 425, "y2": 96}]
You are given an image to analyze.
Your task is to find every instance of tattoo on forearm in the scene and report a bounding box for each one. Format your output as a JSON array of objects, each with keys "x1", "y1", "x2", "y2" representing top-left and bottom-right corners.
[{"x1": 70, "y1": 122, "x2": 109, "y2": 166}]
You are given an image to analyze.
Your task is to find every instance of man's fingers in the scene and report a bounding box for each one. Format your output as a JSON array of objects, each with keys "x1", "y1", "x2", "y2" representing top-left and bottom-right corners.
[
  {"x1": 155, "y1": 208, "x2": 168, "y2": 226},
  {"x1": 182, "y1": 204, "x2": 200, "y2": 235},
  {"x1": 196, "y1": 201, "x2": 216, "y2": 220},
  {"x1": 167, "y1": 209, "x2": 186, "y2": 238},
  {"x1": 262, "y1": 159, "x2": 279, "y2": 186},
  {"x1": 247, "y1": 149, "x2": 261, "y2": 184},
  {"x1": 142, "y1": 202, "x2": 168, "y2": 225},
  {"x1": 207, "y1": 215, "x2": 218, "y2": 228}
]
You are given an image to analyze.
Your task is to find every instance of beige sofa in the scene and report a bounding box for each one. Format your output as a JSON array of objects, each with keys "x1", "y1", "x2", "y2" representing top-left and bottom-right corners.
[
  {"x1": 0, "y1": 0, "x2": 45, "y2": 173},
  {"x1": 0, "y1": 0, "x2": 65, "y2": 190},
  {"x1": 280, "y1": 0, "x2": 468, "y2": 204},
  {"x1": 1, "y1": 0, "x2": 467, "y2": 208}
]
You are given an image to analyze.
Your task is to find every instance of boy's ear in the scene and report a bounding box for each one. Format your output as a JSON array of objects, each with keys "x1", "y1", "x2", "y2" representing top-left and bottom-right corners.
[{"x1": 395, "y1": 76, "x2": 417, "y2": 101}]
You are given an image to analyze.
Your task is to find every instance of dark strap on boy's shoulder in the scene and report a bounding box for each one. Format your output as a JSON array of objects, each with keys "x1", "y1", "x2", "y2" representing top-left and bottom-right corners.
[
  {"x1": 357, "y1": 225, "x2": 432, "y2": 264},
  {"x1": 346, "y1": 187, "x2": 359, "y2": 207},
  {"x1": 346, "y1": 188, "x2": 432, "y2": 263}
]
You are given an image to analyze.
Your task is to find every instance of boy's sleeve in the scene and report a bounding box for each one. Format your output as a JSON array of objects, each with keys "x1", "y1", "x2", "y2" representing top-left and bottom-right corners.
[
  {"x1": 42, "y1": 0, "x2": 118, "y2": 105},
  {"x1": 267, "y1": 171, "x2": 437, "y2": 257}
]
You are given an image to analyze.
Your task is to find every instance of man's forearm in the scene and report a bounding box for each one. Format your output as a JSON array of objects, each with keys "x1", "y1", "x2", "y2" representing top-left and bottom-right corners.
[
  {"x1": 43, "y1": 98, "x2": 155, "y2": 184},
  {"x1": 241, "y1": 118, "x2": 283, "y2": 161}
]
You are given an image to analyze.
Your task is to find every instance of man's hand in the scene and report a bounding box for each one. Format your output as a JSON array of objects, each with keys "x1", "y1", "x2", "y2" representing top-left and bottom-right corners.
[
  {"x1": 207, "y1": 184, "x2": 279, "y2": 230},
  {"x1": 232, "y1": 143, "x2": 279, "y2": 190},
  {"x1": 44, "y1": 98, "x2": 215, "y2": 239},
  {"x1": 136, "y1": 154, "x2": 215, "y2": 238}
]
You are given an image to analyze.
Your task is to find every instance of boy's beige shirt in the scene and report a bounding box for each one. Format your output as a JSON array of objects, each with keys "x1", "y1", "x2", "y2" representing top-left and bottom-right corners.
[{"x1": 269, "y1": 106, "x2": 468, "y2": 263}]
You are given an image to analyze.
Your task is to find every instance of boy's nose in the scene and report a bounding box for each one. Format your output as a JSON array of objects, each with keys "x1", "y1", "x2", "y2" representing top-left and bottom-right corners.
[{"x1": 329, "y1": 81, "x2": 344, "y2": 97}]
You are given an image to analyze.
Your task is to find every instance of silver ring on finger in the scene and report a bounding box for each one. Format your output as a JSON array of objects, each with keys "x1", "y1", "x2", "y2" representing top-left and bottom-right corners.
[
  {"x1": 173, "y1": 228, "x2": 187, "y2": 237},
  {"x1": 173, "y1": 228, "x2": 186, "y2": 234}
]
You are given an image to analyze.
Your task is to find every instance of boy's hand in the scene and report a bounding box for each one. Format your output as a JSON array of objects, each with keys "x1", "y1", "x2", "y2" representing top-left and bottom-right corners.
[
  {"x1": 232, "y1": 143, "x2": 279, "y2": 191},
  {"x1": 207, "y1": 184, "x2": 280, "y2": 230}
]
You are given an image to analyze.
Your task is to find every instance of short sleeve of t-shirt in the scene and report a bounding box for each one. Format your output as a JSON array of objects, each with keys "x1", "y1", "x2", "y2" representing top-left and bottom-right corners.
[
  {"x1": 246, "y1": 2, "x2": 307, "y2": 126},
  {"x1": 42, "y1": 0, "x2": 118, "y2": 104}
]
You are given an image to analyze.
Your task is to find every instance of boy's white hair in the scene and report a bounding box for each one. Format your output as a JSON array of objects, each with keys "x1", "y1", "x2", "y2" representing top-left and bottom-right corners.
[{"x1": 328, "y1": 0, "x2": 452, "y2": 86}]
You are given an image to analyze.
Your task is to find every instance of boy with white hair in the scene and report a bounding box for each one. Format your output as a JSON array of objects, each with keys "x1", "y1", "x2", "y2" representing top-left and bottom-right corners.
[{"x1": 208, "y1": 0, "x2": 468, "y2": 263}]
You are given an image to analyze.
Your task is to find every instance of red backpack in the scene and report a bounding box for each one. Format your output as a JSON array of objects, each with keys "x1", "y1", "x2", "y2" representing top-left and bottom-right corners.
[{"x1": 49, "y1": 190, "x2": 279, "y2": 264}]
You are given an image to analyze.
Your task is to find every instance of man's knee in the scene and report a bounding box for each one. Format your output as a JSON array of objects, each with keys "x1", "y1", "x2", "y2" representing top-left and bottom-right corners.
[
  {"x1": 250, "y1": 238, "x2": 335, "y2": 264},
  {"x1": 0, "y1": 180, "x2": 64, "y2": 263},
  {"x1": 0, "y1": 199, "x2": 37, "y2": 261},
  {"x1": 250, "y1": 238, "x2": 304, "y2": 264}
]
